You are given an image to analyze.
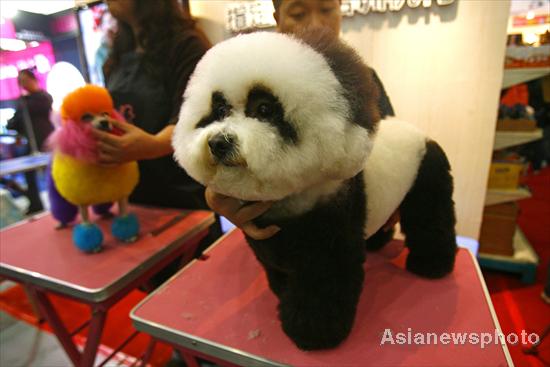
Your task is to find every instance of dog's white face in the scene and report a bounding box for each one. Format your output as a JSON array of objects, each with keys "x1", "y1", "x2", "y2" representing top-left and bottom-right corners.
[{"x1": 173, "y1": 32, "x2": 374, "y2": 201}]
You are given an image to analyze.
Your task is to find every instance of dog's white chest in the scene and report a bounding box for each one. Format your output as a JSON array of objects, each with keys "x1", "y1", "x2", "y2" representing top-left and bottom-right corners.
[{"x1": 363, "y1": 119, "x2": 427, "y2": 238}]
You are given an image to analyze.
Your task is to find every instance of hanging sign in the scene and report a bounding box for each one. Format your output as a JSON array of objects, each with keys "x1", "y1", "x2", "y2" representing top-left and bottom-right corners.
[
  {"x1": 226, "y1": 0, "x2": 457, "y2": 33},
  {"x1": 226, "y1": 1, "x2": 276, "y2": 32},
  {"x1": 341, "y1": 0, "x2": 456, "y2": 16}
]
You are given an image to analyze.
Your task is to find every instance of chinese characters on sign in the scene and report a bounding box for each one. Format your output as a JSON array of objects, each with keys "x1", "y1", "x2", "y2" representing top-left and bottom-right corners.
[
  {"x1": 340, "y1": 0, "x2": 456, "y2": 16},
  {"x1": 226, "y1": 1, "x2": 276, "y2": 32}
]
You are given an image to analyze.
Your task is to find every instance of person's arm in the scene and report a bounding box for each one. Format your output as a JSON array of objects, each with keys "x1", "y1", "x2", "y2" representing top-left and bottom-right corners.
[
  {"x1": 93, "y1": 120, "x2": 173, "y2": 164},
  {"x1": 6, "y1": 105, "x2": 23, "y2": 133}
]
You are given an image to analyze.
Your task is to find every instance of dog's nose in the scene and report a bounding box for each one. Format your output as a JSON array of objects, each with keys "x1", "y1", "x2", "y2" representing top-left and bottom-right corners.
[
  {"x1": 208, "y1": 134, "x2": 235, "y2": 161},
  {"x1": 98, "y1": 119, "x2": 110, "y2": 131}
]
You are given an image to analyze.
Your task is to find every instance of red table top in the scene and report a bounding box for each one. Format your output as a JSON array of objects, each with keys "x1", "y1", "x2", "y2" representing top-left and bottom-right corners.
[
  {"x1": 0, "y1": 207, "x2": 214, "y2": 302},
  {"x1": 132, "y1": 229, "x2": 512, "y2": 367}
]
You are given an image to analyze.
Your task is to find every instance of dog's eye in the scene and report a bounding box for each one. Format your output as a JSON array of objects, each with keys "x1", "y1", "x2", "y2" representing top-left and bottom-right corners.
[
  {"x1": 81, "y1": 113, "x2": 94, "y2": 123},
  {"x1": 258, "y1": 103, "x2": 273, "y2": 118},
  {"x1": 215, "y1": 105, "x2": 228, "y2": 120}
]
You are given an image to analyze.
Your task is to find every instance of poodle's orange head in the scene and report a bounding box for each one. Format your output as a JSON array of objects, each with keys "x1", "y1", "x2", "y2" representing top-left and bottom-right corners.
[{"x1": 60, "y1": 85, "x2": 114, "y2": 123}]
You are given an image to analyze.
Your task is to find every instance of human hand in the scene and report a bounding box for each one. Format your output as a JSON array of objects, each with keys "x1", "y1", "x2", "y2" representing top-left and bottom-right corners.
[
  {"x1": 92, "y1": 119, "x2": 158, "y2": 165},
  {"x1": 205, "y1": 187, "x2": 281, "y2": 240}
]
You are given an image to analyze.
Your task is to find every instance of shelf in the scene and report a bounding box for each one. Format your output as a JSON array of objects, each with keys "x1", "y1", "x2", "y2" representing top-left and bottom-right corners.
[
  {"x1": 485, "y1": 187, "x2": 531, "y2": 206},
  {"x1": 502, "y1": 67, "x2": 550, "y2": 89},
  {"x1": 478, "y1": 227, "x2": 539, "y2": 283},
  {"x1": 493, "y1": 128, "x2": 543, "y2": 150}
]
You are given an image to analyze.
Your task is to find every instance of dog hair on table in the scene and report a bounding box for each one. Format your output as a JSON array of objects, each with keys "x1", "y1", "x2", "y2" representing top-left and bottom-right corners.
[{"x1": 173, "y1": 31, "x2": 457, "y2": 350}]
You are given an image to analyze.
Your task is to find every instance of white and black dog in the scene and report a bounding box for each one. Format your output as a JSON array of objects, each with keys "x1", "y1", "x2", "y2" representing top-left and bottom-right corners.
[{"x1": 173, "y1": 31, "x2": 457, "y2": 350}]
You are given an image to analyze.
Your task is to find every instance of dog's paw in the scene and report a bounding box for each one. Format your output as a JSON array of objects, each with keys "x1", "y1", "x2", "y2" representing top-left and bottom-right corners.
[
  {"x1": 406, "y1": 252, "x2": 455, "y2": 279},
  {"x1": 279, "y1": 302, "x2": 354, "y2": 350},
  {"x1": 73, "y1": 223, "x2": 103, "y2": 253},
  {"x1": 111, "y1": 213, "x2": 139, "y2": 243}
]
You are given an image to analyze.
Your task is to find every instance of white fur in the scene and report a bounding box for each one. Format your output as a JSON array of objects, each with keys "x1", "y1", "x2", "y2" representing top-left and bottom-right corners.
[
  {"x1": 173, "y1": 32, "x2": 373, "y2": 201},
  {"x1": 264, "y1": 119, "x2": 428, "y2": 225},
  {"x1": 363, "y1": 118, "x2": 427, "y2": 238},
  {"x1": 173, "y1": 32, "x2": 429, "y2": 236},
  {"x1": 262, "y1": 179, "x2": 345, "y2": 221}
]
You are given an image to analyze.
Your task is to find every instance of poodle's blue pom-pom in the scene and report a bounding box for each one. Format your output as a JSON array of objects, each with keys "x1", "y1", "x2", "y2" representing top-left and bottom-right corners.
[
  {"x1": 111, "y1": 213, "x2": 139, "y2": 243},
  {"x1": 73, "y1": 223, "x2": 103, "y2": 253}
]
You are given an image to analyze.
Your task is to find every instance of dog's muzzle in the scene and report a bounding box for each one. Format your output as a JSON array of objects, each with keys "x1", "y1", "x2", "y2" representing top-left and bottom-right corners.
[
  {"x1": 91, "y1": 117, "x2": 112, "y2": 132},
  {"x1": 208, "y1": 133, "x2": 241, "y2": 166},
  {"x1": 97, "y1": 119, "x2": 110, "y2": 131}
]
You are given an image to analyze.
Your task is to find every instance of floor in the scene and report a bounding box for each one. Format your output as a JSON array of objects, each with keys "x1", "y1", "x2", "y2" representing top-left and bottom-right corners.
[
  {"x1": 1, "y1": 311, "x2": 73, "y2": 367},
  {"x1": 0, "y1": 278, "x2": 141, "y2": 367}
]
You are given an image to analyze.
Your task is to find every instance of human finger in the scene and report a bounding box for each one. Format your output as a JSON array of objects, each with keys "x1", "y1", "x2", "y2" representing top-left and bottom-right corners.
[
  {"x1": 91, "y1": 128, "x2": 122, "y2": 146},
  {"x1": 233, "y1": 200, "x2": 274, "y2": 224},
  {"x1": 205, "y1": 188, "x2": 243, "y2": 216},
  {"x1": 242, "y1": 222, "x2": 281, "y2": 240}
]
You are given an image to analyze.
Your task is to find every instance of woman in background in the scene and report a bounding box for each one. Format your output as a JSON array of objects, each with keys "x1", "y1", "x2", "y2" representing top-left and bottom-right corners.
[{"x1": 7, "y1": 69, "x2": 54, "y2": 214}]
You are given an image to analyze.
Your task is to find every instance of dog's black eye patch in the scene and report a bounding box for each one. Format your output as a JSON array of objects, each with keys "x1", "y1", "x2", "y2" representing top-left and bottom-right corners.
[
  {"x1": 245, "y1": 87, "x2": 298, "y2": 144},
  {"x1": 81, "y1": 113, "x2": 94, "y2": 123},
  {"x1": 196, "y1": 91, "x2": 232, "y2": 129}
]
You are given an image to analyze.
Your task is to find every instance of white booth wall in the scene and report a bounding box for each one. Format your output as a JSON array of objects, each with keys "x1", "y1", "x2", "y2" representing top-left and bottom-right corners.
[{"x1": 190, "y1": 0, "x2": 512, "y2": 240}]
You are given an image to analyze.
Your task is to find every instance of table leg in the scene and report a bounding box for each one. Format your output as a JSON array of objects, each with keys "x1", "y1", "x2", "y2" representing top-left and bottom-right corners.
[
  {"x1": 79, "y1": 306, "x2": 107, "y2": 367},
  {"x1": 26, "y1": 286, "x2": 81, "y2": 366},
  {"x1": 22, "y1": 286, "x2": 44, "y2": 323},
  {"x1": 181, "y1": 351, "x2": 201, "y2": 367},
  {"x1": 138, "y1": 338, "x2": 156, "y2": 367},
  {"x1": 174, "y1": 347, "x2": 239, "y2": 367}
]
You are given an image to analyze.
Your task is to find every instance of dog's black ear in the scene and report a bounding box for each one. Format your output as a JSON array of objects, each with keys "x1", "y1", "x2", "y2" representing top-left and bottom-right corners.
[{"x1": 296, "y1": 29, "x2": 381, "y2": 133}]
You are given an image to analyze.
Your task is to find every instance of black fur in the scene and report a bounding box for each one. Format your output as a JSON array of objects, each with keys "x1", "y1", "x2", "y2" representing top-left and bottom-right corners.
[
  {"x1": 400, "y1": 140, "x2": 457, "y2": 278},
  {"x1": 249, "y1": 174, "x2": 367, "y2": 350},
  {"x1": 365, "y1": 226, "x2": 395, "y2": 252},
  {"x1": 245, "y1": 86, "x2": 298, "y2": 144},
  {"x1": 245, "y1": 140, "x2": 457, "y2": 350},
  {"x1": 298, "y1": 30, "x2": 381, "y2": 133},
  {"x1": 196, "y1": 91, "x2": 232, "y2": 128}
]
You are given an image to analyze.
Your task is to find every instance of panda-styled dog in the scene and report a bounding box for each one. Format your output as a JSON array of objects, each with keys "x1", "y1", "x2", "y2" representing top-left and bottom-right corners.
[{"x1": 173, "y1": 31, "x2": 457, "y2": 350}]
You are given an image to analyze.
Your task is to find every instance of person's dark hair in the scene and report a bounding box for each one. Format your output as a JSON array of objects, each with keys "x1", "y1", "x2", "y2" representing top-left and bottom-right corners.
[
  {"x1": 104, "y1": 0, "x2": 199, "y2": 80},
  {"x1": 18, "y1": 68, "x2": 37, "y2": 81},
  {"x1": 272, "y1": 0, "x2": 283, "y2": 11}
]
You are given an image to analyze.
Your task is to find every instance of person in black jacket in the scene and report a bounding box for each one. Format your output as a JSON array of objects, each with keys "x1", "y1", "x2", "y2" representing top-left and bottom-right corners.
[
  {"x1": 97, "y1": 0, "x2": 220, "y2": 294},
  {"x1": 7, "y1": 69, "x2": 54, "y2": 152},
  {"x1": 6, "y1": 69, "x2": 54, "y2": 214},
  {"x1": 97, "y1": 0, "x2": 211, "y2": 209}
]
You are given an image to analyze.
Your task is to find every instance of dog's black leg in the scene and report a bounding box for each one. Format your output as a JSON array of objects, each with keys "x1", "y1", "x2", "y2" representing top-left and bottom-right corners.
[
  {"x1": 365, "y1": 226, "x2": 395, "y2": 252},
  {"x1": 278, "y1": 259, "x2": 364, "y2": 350},
  {"x1": 263, "y1": 265, "x2": 288, "y2": 298},
  {"x1": 400, "y1": 140, "x2": 457, "y2": 279}
]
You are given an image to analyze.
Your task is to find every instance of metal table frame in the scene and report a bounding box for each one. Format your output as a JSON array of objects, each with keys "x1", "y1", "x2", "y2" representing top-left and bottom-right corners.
[
  {"x1": 0, "y1": 152, "x2": 51, "y2": 177},
  {"x1": 1, "y1": 212, "x2": 214, "y2": 367}
]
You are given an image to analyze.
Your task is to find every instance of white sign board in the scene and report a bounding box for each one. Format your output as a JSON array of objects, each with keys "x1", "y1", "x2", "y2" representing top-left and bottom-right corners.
[
  {"x1": 341, "y1": 0, "x2": 456, "y2": 15},
  {"x1": 226, "y1": 0, "x2": 457, "y2": 32}
]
